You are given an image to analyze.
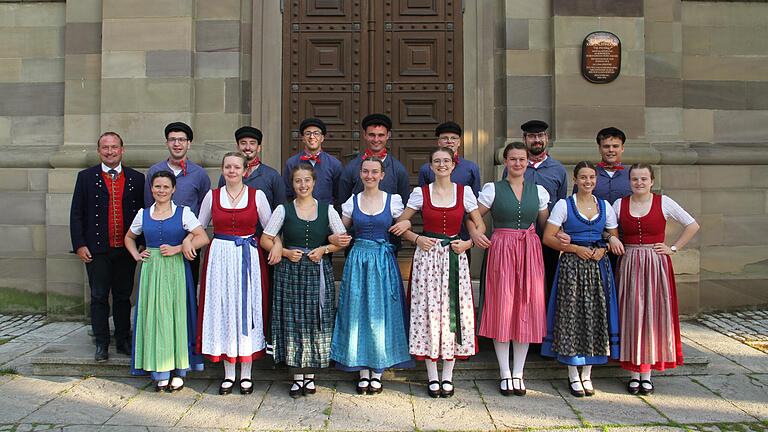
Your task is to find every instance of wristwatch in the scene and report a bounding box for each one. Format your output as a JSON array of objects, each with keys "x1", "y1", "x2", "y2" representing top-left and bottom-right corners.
[
  {"x1": 324, "y1": 245, "x2": 330, "y2": 255},
  {"x1": 670, "y1": 245, "x2": 678, "y2": 254}
]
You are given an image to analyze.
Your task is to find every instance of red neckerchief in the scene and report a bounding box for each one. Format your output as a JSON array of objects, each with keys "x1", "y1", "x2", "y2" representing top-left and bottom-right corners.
[
  {"x1": 453, "y1": 154, "x2": 460, "y2": 164},
  {"x1": 300, "y1": 151, "x2": 321, "y2": 164},
  {"x1": 597, "y1": 161, "x2": 625, "y2": 171},
  {"x1": 528, "y1": 152, "x2": 547, "y2": 165},
  {"x1": 363, "y1": 148, "x2": 387, "y2": 160},
  {"x1": 245, "y1": 157, "x2": 261, "y2": 177},
  {"x1": 169, "y1": 159, "x2": 187, "y2": 176}
]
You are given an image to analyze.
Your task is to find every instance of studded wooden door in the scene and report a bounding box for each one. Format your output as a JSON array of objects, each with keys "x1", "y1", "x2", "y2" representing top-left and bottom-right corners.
[{"x1": 282, "y1": 0, "x2": 463, "y2": 182}]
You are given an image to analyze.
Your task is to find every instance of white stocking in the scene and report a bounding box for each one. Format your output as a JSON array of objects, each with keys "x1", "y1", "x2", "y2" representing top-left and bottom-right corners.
[
  {"x1": 511, "y1": 342, "x2": 529, "y2": 378},
  {"x1": 222, "y1": 362, "x2": 236, "y2": 389},
  {"x1": 493, "y1": 340, "x2": 512, "y2": 379},
  {"x1": 426, "y1": 360, "x2": 439, "y2": 392},
  {"x1": 240, "y1": 362, "x2": 252, "y2": 389}
]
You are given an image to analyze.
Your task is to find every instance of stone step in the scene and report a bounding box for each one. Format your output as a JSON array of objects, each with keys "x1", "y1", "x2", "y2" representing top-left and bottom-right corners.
[{"x1": 31, "y1": 325, "x2": 710, "y2": 380}]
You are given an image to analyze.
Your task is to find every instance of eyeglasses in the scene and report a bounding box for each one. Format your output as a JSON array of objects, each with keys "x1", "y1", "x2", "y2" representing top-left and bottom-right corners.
[
  {"x1": 303, "y1": 131, "x2": 323, "y2": 138},
  {"x1": 431, "y1": 158, "x2": 453, "y2": 166},
  {"x1": 524, "y1": 132, "x2": 547, "y2": 139},
  {"x1": 438, "y1": 136, "x2": 460, "y2": 143},
  {"x1": 167, "y1": 137, "x2": 189, "y2": 144}
]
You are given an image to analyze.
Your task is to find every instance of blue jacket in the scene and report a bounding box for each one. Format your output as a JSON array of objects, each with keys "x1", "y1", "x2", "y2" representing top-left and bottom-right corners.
[{"x1": 70, "y1": 165, "x2": 145, "y2": 254}]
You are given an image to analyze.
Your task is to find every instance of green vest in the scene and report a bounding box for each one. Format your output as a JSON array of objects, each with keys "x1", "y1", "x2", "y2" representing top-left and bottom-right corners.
[
  {"x1": 491, "y1": 180, "x2": 540, "y2": 229},
  {"x1": 282, "y1": 201, "x2": 331, "y2": 249}
]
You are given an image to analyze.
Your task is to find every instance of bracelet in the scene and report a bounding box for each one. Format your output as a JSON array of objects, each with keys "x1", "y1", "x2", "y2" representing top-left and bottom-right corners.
[
  {"x1": 414, "y1": 235, "x2": 421, "y2": 244},
  {"x1": 606, "y1": 234, "x2": 613, "y2": 242}
]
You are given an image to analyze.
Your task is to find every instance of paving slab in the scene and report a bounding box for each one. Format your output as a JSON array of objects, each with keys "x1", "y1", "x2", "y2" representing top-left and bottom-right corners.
[
  {"x1": 477, "y1": 378, "x2": 580, "y2": 429},
  {"x1": 327, "y1": 380, "x2": 415, "y2": 431},
  {"x1": 642, "y1": 376, "x2": 755, "y2": 424},
  {"x1": 175, "y1": 380, "x2": 263, "y2": 429},
  {"x1": 681, "y1": 322, "x2": 768, "y2": 373},
  {"x1": 412, "y1": 380, "x2": 494, "y2": 431},
  {"x1": 0, "y1": 374, "x2": 15, "y2": 386},
  {"x1": 14, "y1": 323, "x2": 83, "y2": 343},
  {"x1": 23, "y1": 377, "x2": 145, "y2": 425},
  {"x1": 606, "y1": 427, "x2": 685, "y2": 432},
  {"x1": 248, "y1": 380, "x2": 334, "y2": 430},
  {"x1": 105, "y1": 379, "x2": 207, "y2": 427},
  {"x1": 61, "y1": 426, "x2": 150, "y2": 432},
  {"x1": 691, "y1": 374, "x2": 768, "y2": 421},
  {"x1": 564, "y1": 378, "x2": 667, "y2": 426},
  {"x1": 0, "y1": 376, "x2": 81, "y2": 423},
  {"x1": 0, "y1": 341, "x2": 46, "y2": 366}
]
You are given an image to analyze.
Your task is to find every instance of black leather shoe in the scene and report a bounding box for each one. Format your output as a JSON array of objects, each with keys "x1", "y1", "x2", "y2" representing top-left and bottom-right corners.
[
  {"x1": 499, "y1": 378, "x2": 513, "y2": 396},
  {"x1": 427, "y1": 380, "x2": 441, "y2": 398},
  {"x1": 440, "y1": 380, "x2": 454, "y2": 398},
  {"x1": 367, "y1": 378, "x2": 383, "y2": 395},
  {"x1": 219, "y1": 379, "x2": 235, "y2": 395},
  {"x1": 639, "y1": 380, "x2": 654, "y2": 395},
  {"x1": 626, "y1": 378, "x2": 641, "y2": 395},
  {"x1": 95, "y1": 345, "x2": 109, "y2": 362},
  {"x1": 115, "y1": 340, "x2": 132, "y2": 355},
  {"x1": 239, "y1": 378, "x2": 253, "y2": 395},
  {"x1": 356, "y1": 378, "x2": 370, "y2": 395}
]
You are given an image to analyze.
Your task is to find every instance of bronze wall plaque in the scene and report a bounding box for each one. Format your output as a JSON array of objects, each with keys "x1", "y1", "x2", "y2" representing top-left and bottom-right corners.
[{"x1": 582, "y1": 31, "x2": 621, "y2": 83}]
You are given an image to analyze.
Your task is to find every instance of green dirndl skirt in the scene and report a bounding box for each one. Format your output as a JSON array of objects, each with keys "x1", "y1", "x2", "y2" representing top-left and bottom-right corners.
[{"x1": 271, "y1": 254, "x2": 336, "y2": 368}]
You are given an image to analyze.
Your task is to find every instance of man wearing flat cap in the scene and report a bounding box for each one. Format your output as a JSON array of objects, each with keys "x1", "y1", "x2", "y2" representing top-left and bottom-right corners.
[
  {"x1": 501, "y1": 120, "x2": 568, "y2": 298},
  {"x1": 338, "y1": 113, "x2": 410, "y2": 205},
  {"x1": 283, "y1": 118, "x2": 342, "y2": 204},
  {"x1": 218, "y1": 126, "x2": 285, "y2": 210},
  {"x1": 418, "y1": 121, "x2": 480, "y2": 196},
  {"x1": 145, "y1": 122, "x2": 211, "y2": 288}
]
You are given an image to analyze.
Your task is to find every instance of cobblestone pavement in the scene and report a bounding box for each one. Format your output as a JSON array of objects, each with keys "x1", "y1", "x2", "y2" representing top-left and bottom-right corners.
[
  {"x1": 697, "y1": 309, "x2": 768, "y2": 353},
  {"x1": 0, "y1": 314, "x2": 47, "y2": 341},
  {"x1": 0, "y1": 318, "x2": 765, "y2": 431}
]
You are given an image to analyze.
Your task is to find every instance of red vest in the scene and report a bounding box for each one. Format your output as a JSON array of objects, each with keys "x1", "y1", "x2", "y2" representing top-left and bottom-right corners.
[
  {"x1": 211, "y1": 187, "x2": 259, "y2": 236},
  {"x1": 421, "y1": 184, "x2": 465, "y2": 236},
  {"x1": 101, "y1": 171, "x2": 125, "y2": 247},
  {"x1": 619, "y1": 193, "x2": 666, "y2": 244}
]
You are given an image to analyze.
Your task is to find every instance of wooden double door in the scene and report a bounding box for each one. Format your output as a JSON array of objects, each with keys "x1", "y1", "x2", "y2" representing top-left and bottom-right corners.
[{"x1": 281, "y1": 0, "x2": 464, "y2": 180}]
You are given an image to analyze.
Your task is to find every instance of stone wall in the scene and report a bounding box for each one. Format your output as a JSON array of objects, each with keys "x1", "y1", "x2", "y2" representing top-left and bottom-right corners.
[
  {"x1": 0, "y1": 2, "x2": 65, "y2": 312},
  {"x1": 0, "y1": 0, "x2": 767, "y2": 315}
]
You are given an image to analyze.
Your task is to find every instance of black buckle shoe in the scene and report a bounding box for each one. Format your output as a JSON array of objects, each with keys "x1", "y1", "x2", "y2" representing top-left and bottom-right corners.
[
  {"x1": 356, "y1": 377, "x2": 370, "y2": 395},
  {"x1": 499, "y1": 378, "x2": 513, "y2": 396},
  {"x1": 95, "y1": 345, "x2": 109, "y2": 362},
  {"x1": 569, "y1": 379, "x2": 585, "y2": 397},
  {"x1": 367, "y1": 377, "x2": 383, "y2": 395},
  {"x1": 440, "y1": 380, "x2": 454, "y2": 398},
  {"x1": 639, "y1": 380, "x2": 654, "y2": 395},
  {"x1": 239, "y1": 378, "x2": 253, "y2": 395},
  {"x1": 219, "y1": 378, "x2": 235, "y2": 395},
  {"x1": 512, "y1": 377, "x2": 527, "y2": 396},
  {"x1": 427, "y1": 380, "x2": 441, "y2": 398},
  {"x1": 303, "y1": 378, "x2": 316, "y2": 395},
  {"x1": 627, "y1": 378, "x2": 641, "y2": 395},
  {"x1": 289, "y1": 379, "x2": 304, "y2": 399}
]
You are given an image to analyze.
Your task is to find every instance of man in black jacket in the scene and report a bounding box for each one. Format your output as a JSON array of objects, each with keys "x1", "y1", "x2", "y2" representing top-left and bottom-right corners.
[{"x1": 70, "y1": 132, "x2": 145, "y2": 362}]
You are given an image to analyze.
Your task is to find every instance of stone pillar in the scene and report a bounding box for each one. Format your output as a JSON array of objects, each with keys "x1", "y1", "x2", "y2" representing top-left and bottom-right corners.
[{"x1": 250, "y1": 0, "x2": 283, "y2": 169}]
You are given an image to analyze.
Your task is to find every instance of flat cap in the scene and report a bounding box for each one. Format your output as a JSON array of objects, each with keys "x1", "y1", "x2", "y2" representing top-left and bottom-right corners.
[
  {"x1": 164, "y1": 122, "x2": 193, "y2": 141},
  {"x1": 435, "y1": 121, "x2": 462, "y2": 137},
  {"x1": 235, "y1": 126, "x2": 263, "y2": 143},
  {"x1": 520, "y1": 120, "x2": 549, "y2": 134},
  {"x1": 596, "y1": 126, "x2": 626, "y2": 144},
  {"x1": 361, "y1": 113, "x2": 392, "y2": 130},
  {"x1": 300, "y1": 118, "x2": 327, "y2": 135}
]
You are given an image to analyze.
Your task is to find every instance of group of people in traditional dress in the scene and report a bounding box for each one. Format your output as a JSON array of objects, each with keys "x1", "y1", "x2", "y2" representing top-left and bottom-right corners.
[{"x1": 70, "y1": 114, "x2": 699, "y2": 399}]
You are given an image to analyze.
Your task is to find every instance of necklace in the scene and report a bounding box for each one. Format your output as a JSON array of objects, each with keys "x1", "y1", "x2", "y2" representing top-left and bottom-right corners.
[{"x1": 225, "y1": 184, "x2": 246, "y2": 204}]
